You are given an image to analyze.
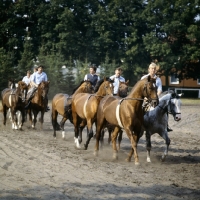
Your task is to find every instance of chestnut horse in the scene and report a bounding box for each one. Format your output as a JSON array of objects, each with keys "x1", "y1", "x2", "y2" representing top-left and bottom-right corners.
[
  {"x1": 51, "y1": 80, "x2": 94, "y2": 138},
  {"x1": 94, "y1": 75, "x2": 158, "y2": 165},
  {"x1": 100, "y1": 80, "x2": 129, "y2": 148},
  {"x1": 1, "y1": 81, "x2": 28, "y2": 130},
  {"x1": 72, "y1": 78, "x2": 114, "y2": 150},
  {"x1": 27, "y1": 81, "x2": 50, "y2": 129}
]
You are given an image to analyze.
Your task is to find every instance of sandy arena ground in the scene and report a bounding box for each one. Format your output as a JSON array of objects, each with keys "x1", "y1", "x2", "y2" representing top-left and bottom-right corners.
[{"x1": 0, "y1": 103, "x2": 200, "y2": 200}]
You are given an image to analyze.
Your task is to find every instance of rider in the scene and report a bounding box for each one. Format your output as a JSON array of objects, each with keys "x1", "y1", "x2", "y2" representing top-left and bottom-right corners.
[
  {"x1": 110, "y1": 67, "x2": 125, "y2": 96},
  {"x1": 141, "y1": 62, "x2": 172, "y2": 132},
  {"x1": 22, "y1": 70, "x2": 32, "y2": 86},
  {"x1": 84, "y1": 64, "x2": 100, "y2": 87},
  {"x1": 26, "y1": 65, "x2": 50, "y2": 112}
]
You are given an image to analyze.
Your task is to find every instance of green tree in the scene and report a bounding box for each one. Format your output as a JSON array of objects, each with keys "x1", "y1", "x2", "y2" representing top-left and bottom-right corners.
[{"x1": 141, "y1": 0, "x2": 200, "y2": 86}]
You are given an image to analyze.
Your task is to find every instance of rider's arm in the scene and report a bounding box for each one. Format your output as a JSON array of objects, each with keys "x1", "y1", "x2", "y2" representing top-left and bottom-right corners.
[{"x1": 156, "y1": 78, "x2": 162, "y2": 96}]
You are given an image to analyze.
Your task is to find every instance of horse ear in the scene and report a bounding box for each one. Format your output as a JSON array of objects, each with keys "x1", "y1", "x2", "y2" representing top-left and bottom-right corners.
[
  {"x1": 126, "y1": 80, "x2": 129, "y2": 85},
  {"x1": 178, "y1": 93, "x2": 183, "y2": 97},
  {"x1": 104, "y1": 76, "x2": 106, "y2": 81},
  {"x1": 147, "y1": 75, "x2": 151, "y2": 81}
]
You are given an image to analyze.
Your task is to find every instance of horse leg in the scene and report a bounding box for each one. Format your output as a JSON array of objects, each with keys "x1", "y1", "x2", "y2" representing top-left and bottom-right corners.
[
  {"x1": 78, "y1": 120, "x2": 86, "y2": 144},
  {"x1": 32, "y1": 110, "x2": 38, "y2": 129},
  {"x1": 117, "y1": 130, "x2": 123, "y2": 150},
  {"x1": 17, "y1": 111, "x2": 23, "y2": 130},
  {"x1": 60, "y1": 117, "x2": 67, "y2": 139},
  {"x1": 111, "y1": 126, "x2": 121, "y2": 160},
  {"x1": 27, "y1": 109, "x2": 33, "y2": 127},
  {"x1": 52, "y1": 109, "x2": 59, "y2": 138},
  {"x1": 72, "y1": 112, "x2": 81, "y2": 149},
  {"x1": 160, "y1": 131, "x2": 171, "y2": 162},
  {"x1": 3, "y1": 105, "x2": 7, "y2": 125},
  {"x1": 40, "y1": 111, "x2": 44, "y2": 130},
  {"x1": 108, "y1": 126, "x2": 113, "y2": 145},
  {"x1": 84, "y1": 120, "x2": 94, "y2": 150},
  {"x1": 100, "y1": 129, "x2": 105, "y2": 148},
  {"x1": 12, "y1": 109, "x2": 18, "y2": 130},
  {"x1": 145, "y1": 130, "x2": 152, "y2": 162},
  {"x1": 8, "y1": 108, "x2": 12, "y2": 121},
  {"x1": 125, "y1": 129, "x2": 140, "y2": 165}
]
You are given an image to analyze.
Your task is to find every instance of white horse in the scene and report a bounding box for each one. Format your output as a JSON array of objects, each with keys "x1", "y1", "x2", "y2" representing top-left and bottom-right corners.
[{"x1": 143, "y1": 90, "x2": 182, "y2": 162}]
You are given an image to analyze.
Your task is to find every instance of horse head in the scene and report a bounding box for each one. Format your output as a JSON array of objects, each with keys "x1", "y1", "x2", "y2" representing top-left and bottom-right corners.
[
  {"x1": 17, "y1": 81, "x2": 28, "y2": 102},
  {"x1": 39, "y1": 81, "x2": 50, "y2": 100},
  {"x1": 82, "y1": 80, "x2": 94, "y2": 93},
  {"x1": 94, "y1": 77, "x2": 114, "y2": 96},
  {"x1": 118, "y1": 80, "x2": 129, "y2": 98},
  {"x1": 168, "y1": 91, "x2": 182, "y2": 121},
  {"x1": 143, "y1": 75, "x2": 159, "y2": 107},
  {"x1": 8, "y1": 78, "x2": 16, "y2": 89}
]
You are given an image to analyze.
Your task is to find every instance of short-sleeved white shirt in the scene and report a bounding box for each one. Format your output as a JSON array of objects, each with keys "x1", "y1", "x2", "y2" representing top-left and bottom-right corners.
[
  {"x1": 31, "y1": 71, "x2": 48, "y2": 84},
  {"x1": 22, "y1": 76, "x2": 31, "y2": 86},
  {"x1": 110, "y1": 75, "x2": 125, "y2": 94}
]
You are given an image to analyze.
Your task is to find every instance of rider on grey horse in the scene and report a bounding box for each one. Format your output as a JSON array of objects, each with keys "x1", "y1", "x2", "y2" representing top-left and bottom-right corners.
[{"x1": 141, "y1": 63, "x2": 173, "y2": 132}]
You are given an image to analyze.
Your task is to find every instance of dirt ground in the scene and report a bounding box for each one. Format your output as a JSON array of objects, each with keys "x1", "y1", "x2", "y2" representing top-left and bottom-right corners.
[{"x1": 0, "y1": 103, "x2": 200, "y2": 200}]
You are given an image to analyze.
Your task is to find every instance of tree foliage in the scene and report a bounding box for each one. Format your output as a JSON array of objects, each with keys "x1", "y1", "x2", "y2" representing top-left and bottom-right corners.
[{"x1": 0, "y1": 0, "x2": 200, "y2": 95}]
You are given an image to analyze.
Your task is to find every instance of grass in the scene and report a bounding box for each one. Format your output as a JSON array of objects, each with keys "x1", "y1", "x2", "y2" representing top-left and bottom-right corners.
[{"x1": 181, "y1": 98, "x2": 200, "y2": 105}]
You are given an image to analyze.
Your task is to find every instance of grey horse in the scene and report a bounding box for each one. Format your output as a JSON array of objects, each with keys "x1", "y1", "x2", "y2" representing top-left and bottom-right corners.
[{"x1": 143, "y1": 90, "x2": 182, "y2": 162}]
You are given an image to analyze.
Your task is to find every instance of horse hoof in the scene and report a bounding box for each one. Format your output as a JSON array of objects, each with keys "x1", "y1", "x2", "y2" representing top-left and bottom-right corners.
[
  {"x1": 62, "y1": 131, "x2": 65, "y2": 139},
  {"x1": 94, "y1": 150, "x2": 98, "y2": 157},
  {"x1": 113, "y1": 153, "x2": 118, "y2": 160},
  {"x1": 76, "y1": 144, "x2": 81, "y2": 149},
  {"x1": 84, "y1": 144, "x2": 88, "y2": 150},
  {"x1": 135, "y1": 162, "x2": 140, "y2": 165},
  {"x1": 161, "y1": 157, "x2": 166, "y2": 162},
  {"x1": 125, "y1": 158, "x2": 131, "y2": 162},
  {"x1": 147, "y1": 158, "x2": 151, "y2": 163}
]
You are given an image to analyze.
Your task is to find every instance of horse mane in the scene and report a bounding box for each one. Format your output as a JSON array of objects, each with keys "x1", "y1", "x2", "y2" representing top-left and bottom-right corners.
[
  {"x1": 159, "y1": 90, "x2": 175, "y2": 101},
  {"x1": 128, "y1": 76, "x2": 147, "y2": 94},
  {"x1": 71, "y1": 80, "x2": 92, "y2": 95},
  {"x1": 17, "y1": 81, "x2": 28, "y2": 89},
  {"x1": 94, "y1": 77, "x2": 113, "y2": 93}
]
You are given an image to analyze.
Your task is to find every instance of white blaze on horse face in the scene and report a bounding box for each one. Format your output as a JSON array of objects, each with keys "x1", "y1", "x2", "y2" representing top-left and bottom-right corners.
[{"x1": 172, "y1": 98, "x2": 181, "y2": 121}]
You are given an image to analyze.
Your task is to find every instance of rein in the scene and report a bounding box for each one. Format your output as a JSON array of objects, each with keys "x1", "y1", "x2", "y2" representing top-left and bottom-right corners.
[{"x1": 123, "y1": 97, "x2": 144, "y2": 101}]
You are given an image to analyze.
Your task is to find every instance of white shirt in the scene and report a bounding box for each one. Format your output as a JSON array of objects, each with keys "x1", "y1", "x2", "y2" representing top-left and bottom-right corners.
[
  {"x1": 110, "y1": 75, "x2": 125, "y2": 94},
  {"x1": 31, "y1": 71, "x2": 48, "y2": 84},
  {"x1": 84, "y1": 74, "x2": 100, "y2": 81},
  {"x1": 22, "y1": 76, "x2": 31, "y2": 86}
]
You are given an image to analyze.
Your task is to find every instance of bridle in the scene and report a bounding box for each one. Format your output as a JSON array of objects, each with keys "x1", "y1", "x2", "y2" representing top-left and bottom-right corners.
[
  {"x1": 104, "y1": 81, "x2": 113, "y2": 96},
  {"x1": 9, "y1": 86, "x2": 27, "y2": 102},
  {"x1": 158, "y1": 95, "x2": 181, "y2": 117},
  {"x1": 143, "y1": 81, "x2": 158, "y2": 103},
  {"x1": 168, "y1": 96, "x2": 181, "y2": 116},
  {"x1": 40, "y1": 84, "x2": 49, "y2": 99}
]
